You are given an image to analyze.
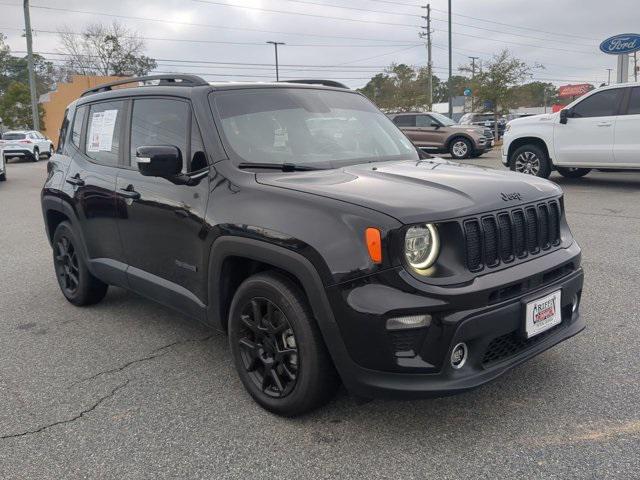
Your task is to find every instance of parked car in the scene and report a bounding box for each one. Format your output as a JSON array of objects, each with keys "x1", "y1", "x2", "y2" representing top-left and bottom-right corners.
[
  {"x1": 0, "y1": 130, "x2": 54, "y2": 161},
  {"x1": 503, "y1": 82, "x2": 640, "y2": 178},
  {"x1": 459, "y1": 112, "x2": 507, "y2": 139},
  {"x1": 42, "y1": 75, "x2": 584, "y2": 416},
  {"x1": 388, "y1": 112, "x2": 492, "y2": 159}
]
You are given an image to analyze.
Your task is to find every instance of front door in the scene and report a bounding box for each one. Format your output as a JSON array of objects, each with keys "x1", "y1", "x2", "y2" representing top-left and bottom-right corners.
[
  {"x1": 553, "y1": 88, "x2": 624, "y2": 166},
  {"x1": 115, "y1": 97, "x2": 211, "y2": 311},
  {"x1": 413, "y1": 114, "x2": 445, "y2": 149}
]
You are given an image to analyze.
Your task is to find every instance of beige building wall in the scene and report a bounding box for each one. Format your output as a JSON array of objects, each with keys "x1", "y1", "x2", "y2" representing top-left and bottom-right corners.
[{"x1": 40, "y1": 75, "x2": 125, "y2": 147}]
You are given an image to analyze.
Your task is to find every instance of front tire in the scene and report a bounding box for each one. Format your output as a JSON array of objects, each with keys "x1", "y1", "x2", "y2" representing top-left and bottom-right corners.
[
  {"x1": 45, "y1": 146, "x2": 54, "y2": 159},
  {"x1": 510, "y1": 144, "x2": 551, "y2": 178},
  {"x1": 449, "y1": 137, "x2": 472, "y2": 160},
  {"x1": 556, "y1": 167, "x2": 591, "y2": 178},
  {"x1": 228, "y1": 272, "x2": 339, "y2": 416},
  {"x1": 52, "y1": 221, "x2": 108, "y2": 306},
  {"x1": 31, "y1": 147, "x2": 40, "y2": 162}
]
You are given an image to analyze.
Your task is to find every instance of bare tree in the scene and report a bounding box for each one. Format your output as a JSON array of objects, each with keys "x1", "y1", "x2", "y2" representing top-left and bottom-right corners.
[{"x1": 58, "y1": 22, "x2": 157, "y2": 77}]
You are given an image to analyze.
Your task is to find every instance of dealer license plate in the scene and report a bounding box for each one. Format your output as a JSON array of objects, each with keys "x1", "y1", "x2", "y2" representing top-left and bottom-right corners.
[{"x1": 525, "y1": 290, "x2": 561, "y2": 338}]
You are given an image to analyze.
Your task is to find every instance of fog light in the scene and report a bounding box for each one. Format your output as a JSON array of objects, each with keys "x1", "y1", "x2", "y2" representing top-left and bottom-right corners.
[
  {"x1": 386, "y1": 314, "x2": 431, "y2": 330},
  {"x1": 451, "y1": 343, "x2": 468, "y2": 369}
]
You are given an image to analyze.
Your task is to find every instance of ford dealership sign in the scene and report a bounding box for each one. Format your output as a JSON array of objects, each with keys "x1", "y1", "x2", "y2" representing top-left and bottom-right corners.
[{"x1": 599, "y1": 34, "x2": 640, "y2": 55}]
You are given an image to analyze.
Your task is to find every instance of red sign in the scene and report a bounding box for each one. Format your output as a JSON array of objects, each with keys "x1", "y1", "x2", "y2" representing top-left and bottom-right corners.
[{"x1": 557, "y1": 83, "x2": 593, "y2": 99}]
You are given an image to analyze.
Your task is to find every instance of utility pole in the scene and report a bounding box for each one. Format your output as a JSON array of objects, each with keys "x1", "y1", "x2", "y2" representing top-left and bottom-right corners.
[
  {"x1": 420, "y1": 4, "x2": 433, "y2": 110},
  {"x1": 266, "y1": 41, "x2": 285, "y2": 82},
  {"x1": 606, "y1": 68, "x2": 612, "y2": 85},
  {"x1": 447, "y1": 0, "x2": 453, "y2": 119},
  {"x1": 634, "y1": 52, "x2": 638, "y2": 82},
  {"x1": 23, "y1": 0, "x2": 39, "y2": 131},
  {"x1": 468, "y1": 56, "x2": 478, "y2": 111}
]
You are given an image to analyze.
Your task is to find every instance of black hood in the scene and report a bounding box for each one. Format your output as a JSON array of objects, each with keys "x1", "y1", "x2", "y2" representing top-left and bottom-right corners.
[{"x1": 256, "y1": 159, "x2": 562, "y2": 224}]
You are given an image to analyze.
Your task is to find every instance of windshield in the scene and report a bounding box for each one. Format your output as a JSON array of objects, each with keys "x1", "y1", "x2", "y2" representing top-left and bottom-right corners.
[
  {"x1": 212, "y1": 88, "x2": 418, "y2": 168},
  {"x1": 430, "y1": 112, "x2": 456, "y2": 126},
  {"x1": 2, "y1": 133, "x2": 26, "y2": 140}
]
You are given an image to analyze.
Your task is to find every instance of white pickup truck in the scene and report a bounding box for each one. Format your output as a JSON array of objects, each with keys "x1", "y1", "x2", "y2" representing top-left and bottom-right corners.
[{"x1": 502, "y1": 82, "x2": 640, "y2": 178}]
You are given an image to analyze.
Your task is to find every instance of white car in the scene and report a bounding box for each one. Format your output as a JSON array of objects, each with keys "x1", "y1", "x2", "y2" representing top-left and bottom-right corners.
[
  {"x1": 0, "y1": 130, "x2": 54, "y2": 162},
  {"x1": 502, "y1": 82, "x2": 640, "y2": 178}
]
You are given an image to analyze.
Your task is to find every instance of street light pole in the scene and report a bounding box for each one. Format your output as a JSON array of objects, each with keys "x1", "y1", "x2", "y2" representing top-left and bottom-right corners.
[
  {"x1": 23, "y1": 0, "x2": 39, "y2": 131},
  {"x1": 266, "y1": 41, "x2": 285, "y2": 82},
  {"x1": 606, "y1": 68, "x2": 612, "y2": 85},
  {"x1": 447, "y1": 0, "x2": 453, "y2": 119}
]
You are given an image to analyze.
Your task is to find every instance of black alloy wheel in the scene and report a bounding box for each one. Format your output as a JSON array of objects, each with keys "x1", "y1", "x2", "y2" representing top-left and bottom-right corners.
[
  {"x1": 237, "y1": 297, "x2": 299, "y2": 398},
  {"x1": 54, "y1": 235, "x2": 80, "y2": 296},
  {"x1": 51, "y1": 221, "x2": 108, "y2": 306},
  {"x1": 228, "y1": 272, "x2": 339, "y2": 416}
]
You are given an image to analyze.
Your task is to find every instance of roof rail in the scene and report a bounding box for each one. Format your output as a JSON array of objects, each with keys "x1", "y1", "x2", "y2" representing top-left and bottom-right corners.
[
  {"x1": 80, "y1": 74, "x2": 209, "y2": 97},
  {"x1": 283, "y1": 79, "x2": 350, "y2": 89}
]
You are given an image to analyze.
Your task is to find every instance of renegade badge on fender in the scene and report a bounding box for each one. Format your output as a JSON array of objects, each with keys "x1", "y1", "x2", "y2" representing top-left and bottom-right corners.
[{"x1": 42, "y1": 75, "x2": 584, "y2": 416}]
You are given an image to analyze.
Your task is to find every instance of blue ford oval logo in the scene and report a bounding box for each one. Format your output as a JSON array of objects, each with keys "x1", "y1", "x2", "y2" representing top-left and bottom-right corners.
[{"x1": 600, "y1": 33, "x2": 640, "y2": 55}]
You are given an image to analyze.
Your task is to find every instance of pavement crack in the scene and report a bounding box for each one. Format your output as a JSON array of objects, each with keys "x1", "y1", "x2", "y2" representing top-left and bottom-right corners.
[
  {"x1": 71, "y1": 334, "x2": 216, "y2": 387},
  {"x1": 0, "y1": 380, "x2": 130, "y2": 440}
]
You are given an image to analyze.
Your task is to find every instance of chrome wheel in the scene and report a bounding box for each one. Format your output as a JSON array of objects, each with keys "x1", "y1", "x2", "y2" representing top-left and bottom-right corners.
[
  {"x1": 451, "y1": 140, "x2": 469, "y2": 158},
  {"x1": 237, "y1": 297, "x2": 299, "y2": 398},
  {"x1": 514, "y1": 151, "x2": 540, "y2": 175}
]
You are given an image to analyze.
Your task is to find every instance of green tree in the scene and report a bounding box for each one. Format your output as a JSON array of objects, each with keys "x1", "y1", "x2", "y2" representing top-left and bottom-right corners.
[
  {"x1": 58, "y1": 22, "x2": 157, "y2": 76},
  {"x1": 510, "y1": 81, "x2": 558, "y2": 108},
  {"x1": 460, "y1": 50, "x2": 536, "y2": 138},
  {"x1": 0, "y1": 81, "x2": 44, "y2": 129}
]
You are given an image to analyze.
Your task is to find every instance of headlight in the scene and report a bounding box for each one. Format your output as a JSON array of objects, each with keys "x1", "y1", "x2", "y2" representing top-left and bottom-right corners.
[{"x1": 404, "y1": 224, "x2": 440, "y2": 272}]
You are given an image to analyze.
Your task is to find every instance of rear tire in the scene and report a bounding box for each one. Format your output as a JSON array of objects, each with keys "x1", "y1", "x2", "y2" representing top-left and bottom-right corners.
[
  {"x1": 52, "y1": 221, "x2": 108, "y2": 306},
  {"x1": 510, "y1": 144, "x2": 551, "y2": 178},
  {"x1": 556, "y1": 167, "x2": 591, "y2": 178},
  {"x1": 449, "y1": 137, "x2": 472, "y2": 160},
  {"x1": 228, "y1": 271, "x2": 340, "y2": 416}
]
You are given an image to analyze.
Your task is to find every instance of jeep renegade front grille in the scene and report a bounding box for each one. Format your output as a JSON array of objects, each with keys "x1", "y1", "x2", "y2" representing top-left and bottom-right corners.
[{"x1": 463, "y1": 200, "x2": 561, "y2": 272}]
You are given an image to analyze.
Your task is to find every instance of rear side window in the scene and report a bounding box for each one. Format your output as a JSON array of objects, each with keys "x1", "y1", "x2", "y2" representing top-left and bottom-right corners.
[
  {"x1": 3, "y1": 133, "x2": 26, "y2": 140},
  {"x1": 393, "y1": 115, "x2": 416, "y2": 127},
  {"x1": 57, "y1": 111, "x2": 69, "y2": 153},
  {"x1": 572, "y1": 89, "x2": 623, "y2": 118},
  {"x1": 85, "y1": 101, "x2": 124, "y2": 166},
  {"x1": 626, "y1": 87, "x2": 640, "y2": 115},
  {"x1": 71, "y1": 106, "x2": 87, "y2": 148},
  {"x1": 130, "y1": 98, "x2": 188, "y2": 170}
]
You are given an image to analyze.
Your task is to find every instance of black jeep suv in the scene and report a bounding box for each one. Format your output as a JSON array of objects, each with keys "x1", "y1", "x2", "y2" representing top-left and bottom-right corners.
[{"x1": 42, "y1": 75, "x2": 584, "y2": 416}]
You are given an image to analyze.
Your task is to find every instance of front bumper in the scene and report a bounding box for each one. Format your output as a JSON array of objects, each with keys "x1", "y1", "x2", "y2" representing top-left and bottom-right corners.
[{"x1": 325, "y1": 245, "x2": 584, "y2": 399}]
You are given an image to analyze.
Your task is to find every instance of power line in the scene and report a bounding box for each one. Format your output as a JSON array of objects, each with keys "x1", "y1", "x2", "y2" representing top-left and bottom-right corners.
[
  {"x1": 0, "y1": 2, "x2": 420, "y2": 44},
  {"x1": 193, "y1": 0, "x2": 420, "y2": 28}
]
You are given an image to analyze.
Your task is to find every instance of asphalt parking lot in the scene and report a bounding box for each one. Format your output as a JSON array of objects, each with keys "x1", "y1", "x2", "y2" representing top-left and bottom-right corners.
[{"x1": 1, "y1": 151, "x2": 639, "y2": 479}]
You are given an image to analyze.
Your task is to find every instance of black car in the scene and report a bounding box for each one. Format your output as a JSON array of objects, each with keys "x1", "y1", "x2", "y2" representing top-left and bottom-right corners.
[{"x1": 42, "y1": 75, "x2": 584, "y2": 416}]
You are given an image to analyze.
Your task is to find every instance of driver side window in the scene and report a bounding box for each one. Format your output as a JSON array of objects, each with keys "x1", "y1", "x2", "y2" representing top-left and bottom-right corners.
[
  {"x1": 416, "y1": 115, "x2": 435, "y2": 127},
  {"x1": 572, "y1": 89, "x2": 623, "y2": 118}
]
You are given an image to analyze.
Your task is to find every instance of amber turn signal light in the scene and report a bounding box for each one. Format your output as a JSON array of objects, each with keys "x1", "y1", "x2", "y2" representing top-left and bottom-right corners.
[{"x1": 365, "y1": 227, "x2": 382, "y2": 263}]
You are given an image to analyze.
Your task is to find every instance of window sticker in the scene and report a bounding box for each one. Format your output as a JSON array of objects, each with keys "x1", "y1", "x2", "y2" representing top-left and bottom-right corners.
[{"x1": 87, "y1": 109, "x2": 118, "y2": 152}]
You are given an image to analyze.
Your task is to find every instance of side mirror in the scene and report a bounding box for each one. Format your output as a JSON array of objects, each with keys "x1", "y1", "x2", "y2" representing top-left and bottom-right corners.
[
  {"x1": 560, "y1": 109, "x2": 570, "y2": 124},
  {"x1": 136, "y1": 145, "x2": 182, "y2": 178},
  {"x1": 430, "y1": 121, "x2": 441, "y2": 129}
]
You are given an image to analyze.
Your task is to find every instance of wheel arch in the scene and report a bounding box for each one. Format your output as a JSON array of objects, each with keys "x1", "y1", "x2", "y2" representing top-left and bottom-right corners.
[
  {"x1": 507, "y1": 137, "x2": 552, "y2": 167},
  {"x1": 446, "y1": 134, "x2": 474, "y2": 151},
  {"x1": 207, "y1": 236, "x2": 355, "y2": 383}
]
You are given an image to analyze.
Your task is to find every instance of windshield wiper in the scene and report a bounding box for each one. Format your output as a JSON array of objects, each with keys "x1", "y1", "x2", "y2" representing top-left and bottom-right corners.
[{"x1": 237, "y1": 162, "x2": 322, "y2": 172}]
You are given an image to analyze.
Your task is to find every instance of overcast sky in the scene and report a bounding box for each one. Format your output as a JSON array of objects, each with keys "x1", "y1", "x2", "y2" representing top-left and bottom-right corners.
[{"x1": 1, "y1": 0, "x2": 638, "y2": 89}]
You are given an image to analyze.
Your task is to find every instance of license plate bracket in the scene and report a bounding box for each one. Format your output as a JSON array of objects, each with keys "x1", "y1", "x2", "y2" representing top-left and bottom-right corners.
[{"x1": 524, "y1": 290, "x2": 562, "y2": 339}]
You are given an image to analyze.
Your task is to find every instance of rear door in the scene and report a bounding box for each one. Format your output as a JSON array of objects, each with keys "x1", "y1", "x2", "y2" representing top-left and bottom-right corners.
[
  {"x1": 115, "y1": 97, "x2": 211, "y2": 309},
  {"x1": 613, "y1": 86, "x2": 640, "y2": 167},
  {"x1": 64, "y1": 100, "x2": 127, "y2": 284},
  {"x1": 553, "y1": 88, "x2": 624, "y2": 166}
]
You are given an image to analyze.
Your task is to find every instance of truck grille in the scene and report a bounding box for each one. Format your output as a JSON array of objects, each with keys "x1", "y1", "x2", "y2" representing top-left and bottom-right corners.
[{"x1": 463, "y1": 200, "x2": 561, "y2": 272}]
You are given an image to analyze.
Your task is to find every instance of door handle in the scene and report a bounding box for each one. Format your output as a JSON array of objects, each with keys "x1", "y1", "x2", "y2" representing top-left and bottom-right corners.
[
  {"x1": 66, "y1": 174, "x2": 84, "y2": 186},
  {"x1": 597, "y1": 122, "x2": 612, "y2": 127},
  {"x1": 119, "y1": 185, "x2": 141, "y2": 200}
]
